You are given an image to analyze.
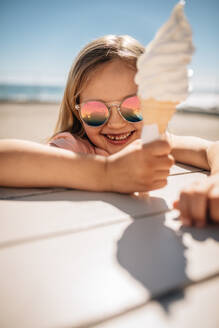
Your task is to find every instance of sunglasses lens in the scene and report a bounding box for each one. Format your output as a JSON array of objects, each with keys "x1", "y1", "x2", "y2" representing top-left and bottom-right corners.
[
  {"x1": 81, "y1": 101, "x2": 109, "y2": 126},
  {"x1": 121, "y1": 96, "x2": 143, "y2": 122}
]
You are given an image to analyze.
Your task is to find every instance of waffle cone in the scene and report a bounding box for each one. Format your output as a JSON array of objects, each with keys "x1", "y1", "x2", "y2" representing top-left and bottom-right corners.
[{"x1": 140, "y1": 98, "x2": 178, "y2": 134}]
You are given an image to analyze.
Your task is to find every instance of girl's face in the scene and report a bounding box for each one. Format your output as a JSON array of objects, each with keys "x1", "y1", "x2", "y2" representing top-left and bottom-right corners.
[{"x1": 80, "y1": 59, "x2": 143, "y2": 155}]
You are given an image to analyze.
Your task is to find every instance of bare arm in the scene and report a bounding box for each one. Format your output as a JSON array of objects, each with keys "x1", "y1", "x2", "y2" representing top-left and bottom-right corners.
[
  {"x1": 0, "y1": 138, "x2": 174, "y2": 193},
  {"x1": 169, "y1": 134, "x2": 213, "y2": 170},
  {"x1": 173, "y1": 140, "x2": 219, "y2": 227},
  {"x1": 0, "y1": 139, "x2": 106, "y2": 191},
  {"x1": 207, "y1": 140, "x2": 219, "y2": 174}
]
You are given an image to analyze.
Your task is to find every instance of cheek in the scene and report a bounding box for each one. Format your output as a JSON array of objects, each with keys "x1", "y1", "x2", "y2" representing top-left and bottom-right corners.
[
  {"x1": 83, "y1": 124, "x2": 92, "y2": 138},
  {"x1": 83, "y1": 124, "x2": 100, "y2": 140},
  {"x1": 135, "y1": 122, "x2": 143, "y2": 136}
]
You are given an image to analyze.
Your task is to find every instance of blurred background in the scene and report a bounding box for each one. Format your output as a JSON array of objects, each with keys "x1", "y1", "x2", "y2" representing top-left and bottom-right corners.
[{"x1": 0, "y1": 0, "x2": 218, "y2": 141}]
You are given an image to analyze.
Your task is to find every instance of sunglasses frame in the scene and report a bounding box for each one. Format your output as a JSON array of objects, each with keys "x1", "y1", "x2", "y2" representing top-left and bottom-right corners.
[{"x1": 74, "y1": 94, "x2": 142, "y2": 127}]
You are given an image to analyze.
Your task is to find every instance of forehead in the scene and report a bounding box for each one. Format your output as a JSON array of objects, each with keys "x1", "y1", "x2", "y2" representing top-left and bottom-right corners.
[{"x1": 80, "y1": 59, "x2": 137, "y2": 102}]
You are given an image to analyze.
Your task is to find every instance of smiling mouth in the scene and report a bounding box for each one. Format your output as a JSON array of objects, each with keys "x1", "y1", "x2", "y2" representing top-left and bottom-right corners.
[{"x1": 103, "y1": 131, "x2": 135, "y2": 144}]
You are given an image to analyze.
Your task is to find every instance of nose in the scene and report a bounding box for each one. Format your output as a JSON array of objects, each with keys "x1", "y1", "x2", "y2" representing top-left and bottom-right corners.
[{"x1": 106, "y1": 106, "x2": 127, "y2": 129}]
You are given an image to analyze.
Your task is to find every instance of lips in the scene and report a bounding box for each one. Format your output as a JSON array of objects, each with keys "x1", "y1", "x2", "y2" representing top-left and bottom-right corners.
[{"x1": 103, "y1": 131, "x2": 135, "y2": 145}]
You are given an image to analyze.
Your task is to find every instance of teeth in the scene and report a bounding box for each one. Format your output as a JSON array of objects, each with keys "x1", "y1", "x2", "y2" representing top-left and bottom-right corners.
[{"x1": 106, "y1": 132, "x2": 132, "y2": 140}]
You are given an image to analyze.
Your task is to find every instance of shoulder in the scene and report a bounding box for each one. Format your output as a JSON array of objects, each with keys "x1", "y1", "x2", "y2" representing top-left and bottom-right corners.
[{"x1": 48, "y1": 132, "x2": 96, "y2": 154}]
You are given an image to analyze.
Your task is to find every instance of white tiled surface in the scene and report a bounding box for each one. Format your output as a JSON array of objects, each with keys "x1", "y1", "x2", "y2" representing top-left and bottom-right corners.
[
  {"x1": 151, "y1": 171, "x2": 209, "y2": 207},
  {"x1": 0, "y1": 211, "x2": 219, "y2": 328},
  {"x1": 0, "y1": 190, "x2": 168, "y2": 246},
  {"x1": 97, "y1": 276, "x2": 219, "y2": 328},
  {"x1": 0, "y1": 165, "x2": 218, "y2": 328},
  {"x1": 0, "y1": 171, "x2": 208, "y2": 246},
  {"x1": 169, "y1": 163, "x2": 206, "y2": 176}
]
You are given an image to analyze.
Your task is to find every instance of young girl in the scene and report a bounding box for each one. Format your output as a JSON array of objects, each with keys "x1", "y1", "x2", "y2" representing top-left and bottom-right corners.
[{"x1": 0, "y1": 35, "x2": 217, "y2": 201}]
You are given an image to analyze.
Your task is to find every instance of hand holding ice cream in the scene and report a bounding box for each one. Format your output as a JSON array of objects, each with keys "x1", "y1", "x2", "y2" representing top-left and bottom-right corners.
[{"x1": 135, "y1": 1, "x2": 195, "y2": 139}]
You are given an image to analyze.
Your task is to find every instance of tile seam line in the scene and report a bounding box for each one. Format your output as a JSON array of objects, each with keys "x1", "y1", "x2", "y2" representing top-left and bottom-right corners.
[
  {"x1": 71, "y1": 271, "x2": 219, "y2": 328},
  {"x1": 170, "y1": 169, "x2": 206, "y2": 176},
  {"x1": 0, "y1": 188, "x2": 69, "y2": 200},
  {"x1": 0, "y1": 209, "x2": 172, "y2": 250}
]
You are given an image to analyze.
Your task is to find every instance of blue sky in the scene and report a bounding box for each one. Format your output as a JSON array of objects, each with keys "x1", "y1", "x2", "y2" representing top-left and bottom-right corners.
[{"x1": 0, "y1": 0, "x2": 219, "y2": 90}]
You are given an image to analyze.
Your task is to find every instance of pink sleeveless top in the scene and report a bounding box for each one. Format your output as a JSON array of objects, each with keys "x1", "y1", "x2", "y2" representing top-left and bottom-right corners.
[{"x1": 49, "y1": 132, "x2": 109, "y2": 156}]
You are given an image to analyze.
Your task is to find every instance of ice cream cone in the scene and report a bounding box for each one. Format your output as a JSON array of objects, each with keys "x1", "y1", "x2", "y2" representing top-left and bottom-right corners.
[{"x1": 140, "y1": 98, "x2": 178, "y2": 134}]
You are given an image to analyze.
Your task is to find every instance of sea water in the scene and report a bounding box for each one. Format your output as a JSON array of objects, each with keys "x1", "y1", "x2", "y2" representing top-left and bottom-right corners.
[
  {"x1": 0, "y1": 84, "x2": 64, "y2": 103},
  {"x1": 0, "y1": 83, "x2": 218, "y2": 114}
]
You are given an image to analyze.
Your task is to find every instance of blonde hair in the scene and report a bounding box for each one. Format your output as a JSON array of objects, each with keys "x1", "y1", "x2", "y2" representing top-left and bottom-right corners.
[{"x1": 51, "y1": 35, "x2": 144, "y2": 140}]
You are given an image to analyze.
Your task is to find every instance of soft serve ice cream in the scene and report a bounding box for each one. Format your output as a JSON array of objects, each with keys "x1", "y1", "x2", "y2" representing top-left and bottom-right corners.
[{"x1": 135, "y1": 1, "x2": 195, "y2": 140}]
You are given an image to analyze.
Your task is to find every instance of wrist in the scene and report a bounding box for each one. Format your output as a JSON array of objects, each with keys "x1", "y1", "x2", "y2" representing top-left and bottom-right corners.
[
  {"x1": 82, "y1": 155, "x2": 110, "y2": 192},
  {"x1": 62, "y1": 152, "x2": 109, "y2": 192},
  {"x1": 96, "y1": 155, "x2": 111, "y2": 192},
  {"x1": 104, "y1": 156, "x2": 114, "y2": 192}
]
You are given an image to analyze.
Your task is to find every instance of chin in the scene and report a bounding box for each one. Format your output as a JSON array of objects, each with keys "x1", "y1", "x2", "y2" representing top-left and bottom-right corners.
[{"x1": 106, "y1": 140, "x2": 133, "y2": 155}]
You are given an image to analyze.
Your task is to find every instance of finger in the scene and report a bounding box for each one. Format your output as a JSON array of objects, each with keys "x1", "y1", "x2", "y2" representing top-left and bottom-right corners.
[
  {"x1": 153, "y1": 170, "x2": 170, "y2": 181},
  {"x1": 208, "y1": 185, "x2": 219, "y2": 223},
  {"x1": 150, "y1": 179, "x2": 168, "y2": 190},
  {"x1": 189, "y1": 186, "x2": 208, "y2": 227},
  {"x1": 144, "y1": 139, "x2": 171, "y2": 156},
  {"x1": 178, "y1": 190, "x2": 192, "y2": 224},
  {"x1": 153, "y1": 154, "x2": 174, "y2": 170}
]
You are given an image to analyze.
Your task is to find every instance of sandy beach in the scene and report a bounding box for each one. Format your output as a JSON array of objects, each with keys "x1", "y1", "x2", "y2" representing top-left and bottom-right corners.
[{"x1": 0, "y1": 102, "x2": 219, "y2": 142}]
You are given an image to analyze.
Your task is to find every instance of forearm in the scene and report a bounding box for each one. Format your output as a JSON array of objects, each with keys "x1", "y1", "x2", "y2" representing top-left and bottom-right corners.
[
  {"x1": 0, "y1": 139, "x2": 107, "y2": 191},
  {"x1": 169, "y1": 134, "x2": 212, "y2": 170},
  {"x1": 207, "y1": 141, "x2": 219, "y2": 174}
]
